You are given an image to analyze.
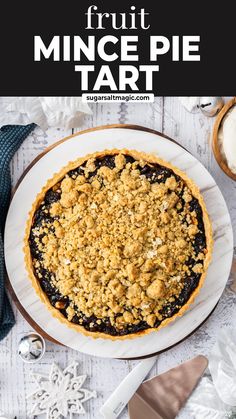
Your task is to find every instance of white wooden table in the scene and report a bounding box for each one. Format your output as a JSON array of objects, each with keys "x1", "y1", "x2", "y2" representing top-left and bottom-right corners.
[{"x1": 0, "y1": 97, "x2": 236, "y2": 419}]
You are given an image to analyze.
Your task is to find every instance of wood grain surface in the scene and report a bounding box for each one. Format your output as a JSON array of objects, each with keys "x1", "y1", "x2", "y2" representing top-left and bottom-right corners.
[
  {"x1": 212, "y1": 97, "x2": 236, "y2": 181},
  {"x1": 0, "y1": 97, "x2": 236, "y2": 419}
]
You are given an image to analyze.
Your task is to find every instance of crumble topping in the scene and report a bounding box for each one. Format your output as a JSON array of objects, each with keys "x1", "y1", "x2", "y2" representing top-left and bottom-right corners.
[{"x1": 30, "y1": 152, "x2": 207, "y2": 332}]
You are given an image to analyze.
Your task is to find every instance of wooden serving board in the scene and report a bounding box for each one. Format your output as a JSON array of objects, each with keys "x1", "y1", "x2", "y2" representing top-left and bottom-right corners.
[
  {"x1": 4, "y1": 124, "x2": 233, "y2": 359},
  {"x1": 212, "y1": 97, "x2": 236, "y2": 181}
]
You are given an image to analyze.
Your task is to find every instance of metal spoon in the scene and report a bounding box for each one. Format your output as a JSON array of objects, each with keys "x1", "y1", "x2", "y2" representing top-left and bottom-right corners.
[
  {"x1": 198, "y1": 97, "x2": 224, "y2": 117},
  {"x1": 18, "y1": 332, "x2": 45, "y2": 363}
]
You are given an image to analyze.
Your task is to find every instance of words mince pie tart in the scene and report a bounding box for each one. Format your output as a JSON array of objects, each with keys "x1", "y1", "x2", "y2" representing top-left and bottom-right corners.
[{"x1": 24, "y1": 149, "x2": 213, "y2": 339}]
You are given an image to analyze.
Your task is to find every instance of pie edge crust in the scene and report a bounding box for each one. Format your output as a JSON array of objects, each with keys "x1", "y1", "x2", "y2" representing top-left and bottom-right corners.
[{"x1": 24, "y1": 149, "x2": 213, "y2": 340}]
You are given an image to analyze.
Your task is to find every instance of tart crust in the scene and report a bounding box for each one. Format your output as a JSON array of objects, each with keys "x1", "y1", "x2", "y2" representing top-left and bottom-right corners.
[{"x1": 24, "y1": 149, "x2": 213, "y2": 340}]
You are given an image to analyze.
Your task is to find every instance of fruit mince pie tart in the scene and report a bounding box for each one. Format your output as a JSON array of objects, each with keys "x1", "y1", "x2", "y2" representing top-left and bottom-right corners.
[{"x1": 24, "y1": 149, "x2": 213, "y2": 340}]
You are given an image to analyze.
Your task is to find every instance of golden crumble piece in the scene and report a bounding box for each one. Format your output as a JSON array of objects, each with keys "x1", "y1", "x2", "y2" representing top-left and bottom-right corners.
[
  {"x1": 108, "y1": 301, "x2": 122, "y2": 314},
  {"x1": 147, "y1": 279, "x2": 165, "y2": 299},
  {"x1": 98, "y1": 166, "x2": 116, "y2": 182},
  {"x1": 75, "y1": 175, "x2": 86, "y2": 185},
  {"x1": 167, "y1": 192, "x2": 179, "y2": 209},
  {"x1": 115, "y1": 315, "x2": 126, "y2": 327},
  {"x1": 138, "y1": 179, "x2": 151, "y2": 193},
  {"x1": 124, "y1": 242, "x2": 143, "y2": 258},
  {"x1": 165, "y1": 258, "x2": 174, "y2": 272},
  {"x1": 139, "y1": 273, "x2": 152, "y2": 287},
  {"x1": 123, "y1": 311, "x2": 134, "y2": 323},
  {"x1": 83, "y1": 215, "x2": 94, "y2": 228},
  {"x1": 142, "y1": 259, "x2": 156, "y2": 273},
  {"x1": 104, "y1": 271, "x2": 116, "y2": 282},
  {"x1": 132, "y1": 227, "x2": 148, "y2": 240},
  {"x1": 175, "y1": 239, "x2": 187, "y2": 249},
  {"x1": 192, "y1": 263, "x2": 203, "y2": 274},
  {"x1": 78, "y1": 193, "x2": 88, "y2": 207},
  {"x1": 139, "y1": 201, "x2": 148, "y2": 213},
  {"x1": 126, "y1": 264, "x2": 139, "y2": 281},
  {"x1": 86, "y1": 158, "x2": 96, "y2": 173},
  {"x1": 57, "y1": 278, "x2": 76, "y2": 296},
  {"x1": 146, "y1": 314, "x2": 157, "y2": 327},
  {"x1": 66, "y1": 306, "x2": 75, "y2": 321},
  {"x1": 76, "y1": 183, "x2": 92, "y2": 194},
  {"x1": 188, "y1": 225, "x2": 198, "y2": 236},
  {"x1": 165, "y1": 176, "x2": 177, "y2": 191},
  {"x1": 127, "y1": 283, "x2": 141, "y2": 299},
  {"x1": 42, "y1": 235, "x2": 48, "y2": 244},
  {"x1": 109, "y1": 279, "x2": 126, "y2": 298},
  {"x1": 109, "y1": 255, "x2": 121, "y2": 269},
  {"x1": 115, "y1": 154, "x2": 126, "y2": 170},
  {"x1": 50, "y1": 202, "x2": 62, "y2": 216},
  {"x1": 61, "y1": 177, "x2": 74, "y2": 192},
  {"x1": 183, "y1": 190, "x2": 193, "y2": 203},
  {"x1": 91, "y1": 179, "x2": 101, "y2": 190},
  {"x1": 151, "y1": 183, "x2": 166, "y2": 197},
  {"x1": 90, "y1": 271, "x2": 100, "y2": 283},
  {"x1": 167, "y1": 231, "x2": 175, "y2": 240},
  {"x1": 157, "y1": 245, "x2": 168, "y2": 254},
  {"x1": 124, "y1": 177, "x2": 137, "y2": 191},
  {"x1": 55, "y1": 226, "x2": 64, "y2": 238},
  {"x1": 131, "y1": 168, "x2": 141, "y2": 179},
  {"x1": 60, "y1": 190, "x2": 79, "y2": 208},
  {"x1": 160, "y1": 212, "x2": 170, "y2": 224}
]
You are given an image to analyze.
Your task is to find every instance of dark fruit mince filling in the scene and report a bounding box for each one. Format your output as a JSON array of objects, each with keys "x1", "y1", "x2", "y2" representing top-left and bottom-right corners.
[{"x1": 29, "y1": 154, "x2": 206, "y2": 336}]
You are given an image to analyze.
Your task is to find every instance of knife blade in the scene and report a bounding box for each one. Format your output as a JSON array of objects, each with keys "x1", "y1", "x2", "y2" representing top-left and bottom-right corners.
[{"x1": 100, "y1": 356, "x2": 157, "y2": 419}]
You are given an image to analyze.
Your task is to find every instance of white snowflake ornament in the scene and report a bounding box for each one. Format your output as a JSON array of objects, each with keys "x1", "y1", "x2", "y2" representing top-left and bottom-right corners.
[{"x1": 28, "y1": 362, "x2": 96, "y2": 419}]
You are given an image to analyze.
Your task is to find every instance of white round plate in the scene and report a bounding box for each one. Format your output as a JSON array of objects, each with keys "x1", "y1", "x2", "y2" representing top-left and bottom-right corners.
[{"x1": 4, "y1": 127, "x2": 233, "y2": 358}]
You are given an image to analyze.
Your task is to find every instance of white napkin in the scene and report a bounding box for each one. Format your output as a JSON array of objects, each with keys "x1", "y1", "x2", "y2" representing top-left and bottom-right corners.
[
  {"x1": 184, "y1": 328, "x2": 236, "y2": 418},
  {"x1": 184, "y1": 377, "x2": 233, "y2": 419},
  {"x1": 209, "y1": 328, "x2": 236, "y2": 406},
  {"x1": 0, "y1": 97, "x2": 92, "y2": 130}
]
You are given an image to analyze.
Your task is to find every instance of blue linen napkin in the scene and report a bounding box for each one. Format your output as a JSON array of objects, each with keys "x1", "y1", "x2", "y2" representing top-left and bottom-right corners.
[{"x1": 0, "y1": 123, "x2": 35, "y2": 340}]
